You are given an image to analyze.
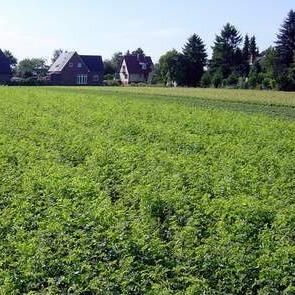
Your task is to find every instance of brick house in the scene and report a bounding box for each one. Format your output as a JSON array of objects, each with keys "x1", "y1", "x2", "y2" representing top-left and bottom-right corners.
[
  {"x1": 0, "y1": 49, "x2": 12, "y2": 83},
  {"x1": 48, "y1": 52, "x2": 104, "y2": 85},
  {"x1": 119, "y1": 54, "x2": 153, "y2": 85}
]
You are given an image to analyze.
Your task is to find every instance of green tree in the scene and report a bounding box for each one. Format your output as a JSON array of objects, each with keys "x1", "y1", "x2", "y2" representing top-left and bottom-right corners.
[
  {"x1": 132, "y1": 48, "x2": 145, "y2": 56},
  {"x1": 210, "y1": 23, "x2": 243, "y2": 78},
  {"x1": 158, "y1": 49, "x2": 185, "y2": 85},
  {"x1": 17, "y1": 58, "x2": 48, "y2": 78},
  {"x1": 3, "y1": 50, "x2": 17, "y2": 69},
  {"x1": 200, "y1": 71, "x2": 212, "y2": 87},
  {"x1": 242, "y1": 34, "x2": 250, "y2": 61},
  {"x1": 103, "y1": 59, "x2": 116, "y2": 77},
  {"x1": 276, "y1": 10, "x2": 295, "y2": 67},
  {"x1": 111, "y1": 52, "x2": 124, "y2": 71},
  {"x1": 182, "y1": 34, "x2": 207, "y2": 86},
  {"x1": 261, "y1": 47, "x2": 281, "y2": 78},
  {"x1": 249, "y1": 36, "x2": 259, "y2": 64},
  {"x1": 51, "y1": 49, "x2": 63, "y2": 63},
  {"x1": 242, "y1": 34, "x2": 250, "y2": 76}
]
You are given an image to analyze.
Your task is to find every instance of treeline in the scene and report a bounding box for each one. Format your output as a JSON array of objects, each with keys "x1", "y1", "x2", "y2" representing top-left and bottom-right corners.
[
  {"x1": 2, "y1": 10, "x2": 295, "y2": 90},
  {"x1": 153, "y1": 10, "x2": 295, "y2": 91}
]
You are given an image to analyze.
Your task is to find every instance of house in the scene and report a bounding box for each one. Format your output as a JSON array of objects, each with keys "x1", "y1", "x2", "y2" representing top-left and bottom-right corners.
[
  {"x1": 119, "y1": 54, "x2": 153, "y2": 85},
  {"x1": 0, "y1": 49, "x2": 12, "y2": 83},
  {"x1": 48, "y1": 52, "x2": 104, "y2": 86}
]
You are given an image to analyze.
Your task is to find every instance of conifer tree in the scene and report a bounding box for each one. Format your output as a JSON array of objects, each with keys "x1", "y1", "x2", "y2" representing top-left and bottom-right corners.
[
  {"x1": 249, "y1": 36, "x2": 259, "y2": 64},
  {"x1": 276, "y1": 10, "x2": 295, "y2": 67},
  {"x1": 182, "y1": 34, "x2": 207, "y2": 86},
  {"x1": 210, "y1": 23, "x2": 243, "y2": 78},
  {"x1": 243, "y1": 34, "x2": 250, "y2": 61},
  {"x1": 242, "y1": 34, "x2": 250, "y2": 76}
]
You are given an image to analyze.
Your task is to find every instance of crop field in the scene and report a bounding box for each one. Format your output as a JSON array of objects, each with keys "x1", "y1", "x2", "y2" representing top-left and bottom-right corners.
[{"x1": 0, "y1": 86, "x2": 295, "y2": 294}]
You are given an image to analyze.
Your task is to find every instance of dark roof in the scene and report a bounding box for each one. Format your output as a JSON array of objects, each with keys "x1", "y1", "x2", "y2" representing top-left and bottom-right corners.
[
  {"x1": 0, "y1": 49, "x2": 11, "y2": 75},
  {"x1": 49, "y1": 52, "x2": 104, "y2": 73},
  {"x1": 124, "y1": 54, "x2": 153, "y2": 74},
  {"x1": 80, "y1": 55, "x2": 104, "y2": 72}
]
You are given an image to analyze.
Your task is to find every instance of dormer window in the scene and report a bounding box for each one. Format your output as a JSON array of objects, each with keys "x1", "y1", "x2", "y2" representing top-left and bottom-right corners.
[
  {"x1": 77, "y1": 62, "x2": 82, "y2": 68},
  {"x1": 140, "y1": 63, "x2": 147, "y2": 70}
]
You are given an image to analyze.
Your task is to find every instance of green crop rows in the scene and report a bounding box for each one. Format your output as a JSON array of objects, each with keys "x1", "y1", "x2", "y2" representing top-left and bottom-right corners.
[{"x1": 0, "y1": 87, "x2": 295, "y2": 294}]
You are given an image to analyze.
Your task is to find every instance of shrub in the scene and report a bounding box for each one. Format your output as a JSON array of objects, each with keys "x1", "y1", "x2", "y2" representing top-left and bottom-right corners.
[
  {"x1": 226, "y1": 73, "x2": 239, "y2": 86},
  {"x1": 104, "y1": 74, "x2": 115, "y2": 80},
  {"x1": 237, "y1": 77, "x2": 249, "y2": 89},
  {"x1": 103, "y1": 80, "x2": 121, "y2": 86},
  {"x1": 212, "y1": 72, "x2": 223, "y2": 88},
  {"x1": 200, "y1": 72, "x2": 212, "y2": 88}
]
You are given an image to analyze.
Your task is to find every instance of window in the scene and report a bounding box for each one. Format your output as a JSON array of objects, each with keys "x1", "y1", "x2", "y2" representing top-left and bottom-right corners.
[
  {"x1": 69, "y1": 62, "x2": 73, "y2": 68},
  {"x1": 76, "y1": 74, "x2": 88, "y2": 85},
  {"x1": 140, "y1": 63, "x2": 147, "y2": 70},
  {"x1": 77, "y1": 62, "x2": 82, "y2": 68},
  {"x1": 93, "y1": 75, "x2": 99, "y2": 82}
]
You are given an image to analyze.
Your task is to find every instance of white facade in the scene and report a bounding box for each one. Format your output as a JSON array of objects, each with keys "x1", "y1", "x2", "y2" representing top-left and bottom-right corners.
[{"x1": 119, "y1": 58, "x2": 153, "y2": 85}]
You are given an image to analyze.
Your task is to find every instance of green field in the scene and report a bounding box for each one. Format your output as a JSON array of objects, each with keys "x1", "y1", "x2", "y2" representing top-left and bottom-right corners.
[{"x1": 0, "y1": 86, "x2": 295, "y2": 294}]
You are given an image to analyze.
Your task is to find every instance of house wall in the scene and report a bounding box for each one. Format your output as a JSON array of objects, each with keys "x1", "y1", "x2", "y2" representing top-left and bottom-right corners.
[
  {"x1": 119, "y1": 60, "x2": 129, "y2": 85},
  {"x1": 129, "y1": 74, "x2": 146, "y2": 83},
  {"x1": 51, "y1": 53, "x2": 103, "y2": 86}
]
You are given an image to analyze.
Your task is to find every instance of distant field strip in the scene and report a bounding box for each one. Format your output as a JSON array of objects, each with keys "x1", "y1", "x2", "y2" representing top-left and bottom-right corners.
[
  {"x1": 98, "y1": 86, "x2": 295, "y2": 107},
  {"x1": 50, "y1": 86, "x2": 295, "y2": 120}
]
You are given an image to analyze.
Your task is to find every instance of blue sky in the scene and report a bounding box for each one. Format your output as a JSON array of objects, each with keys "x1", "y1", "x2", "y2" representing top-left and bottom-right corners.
[{"x1": 0, "y1": 1, "x2": 293, "y2": 63}]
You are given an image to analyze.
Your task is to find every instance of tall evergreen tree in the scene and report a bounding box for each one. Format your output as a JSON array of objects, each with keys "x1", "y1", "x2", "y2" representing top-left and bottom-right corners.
[
  {"x1": 276, "y1": 10, "x2": 295, "y2": 67},
  {"x1": 243, "y1": 34, "x2": 250, "y2": 61},
  {"x1": 249, "y1": 36, "x2": 259, "y2": 64},
  {"x1": 210, "y1": 23, "x2": 243, "y2": 78},
  {"x1": 182, "y1": 34, "x2": 207, "y2": 86},
  {"x1": 242, "y1": 34, "x2": 250, "y2": 76}
]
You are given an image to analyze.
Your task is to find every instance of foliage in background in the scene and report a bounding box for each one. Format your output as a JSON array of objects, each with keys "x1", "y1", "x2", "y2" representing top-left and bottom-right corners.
[
  {"x1": 154, "y1": 10, "x2": 295, "y2": 91},
  {"x1": 16, "y1": 58, "x2": 49, "y2": 78},
  {"x1": 51, "y1": 49, "x2": 64, "y2": 63},
  {"x1": 3, "y1": 49, "x2": 18, "y2": 72}
]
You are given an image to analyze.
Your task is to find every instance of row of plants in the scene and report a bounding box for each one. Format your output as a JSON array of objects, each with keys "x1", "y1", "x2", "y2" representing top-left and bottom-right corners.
[{"x1": 0, "y1": 87, "x2": 294, "y2": 294}]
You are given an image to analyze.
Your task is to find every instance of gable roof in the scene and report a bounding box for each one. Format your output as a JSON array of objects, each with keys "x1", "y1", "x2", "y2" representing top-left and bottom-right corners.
[
  {"x1": 49, "y1": 52, "x2": 104, "y2": 73},
  {"x1": 80, "y1": 55, "x2": 104, "y2": 72},
  {"x1": 0, "y1": 49, "x2": 11, "y2": 75},
  {"x1": 123, "y1": 54, "x2": 153, "y2": 74},
  {"x1": 48, "y1": 52, "x2": 75, "y2": 72}
]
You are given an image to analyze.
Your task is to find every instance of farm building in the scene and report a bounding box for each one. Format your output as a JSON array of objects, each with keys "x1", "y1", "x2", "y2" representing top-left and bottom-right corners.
[
  {"x1": 48, "y1": 52, "x2": 104, "y2": 86},
  {"x1": 119, "y1": 54, "x2": 153, "y2": 85},
  {"x1": 0, "y1": 49, "x2": 12, "y2": 83}
]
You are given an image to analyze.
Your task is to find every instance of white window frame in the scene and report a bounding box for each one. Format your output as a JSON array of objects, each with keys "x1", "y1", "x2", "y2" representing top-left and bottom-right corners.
[
  {"x1": 77, "y1": 62, "x2": 82, "y2": 68},
  {"x1": 76, "y1": 74, "x2": 88, "y2": 85}
]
